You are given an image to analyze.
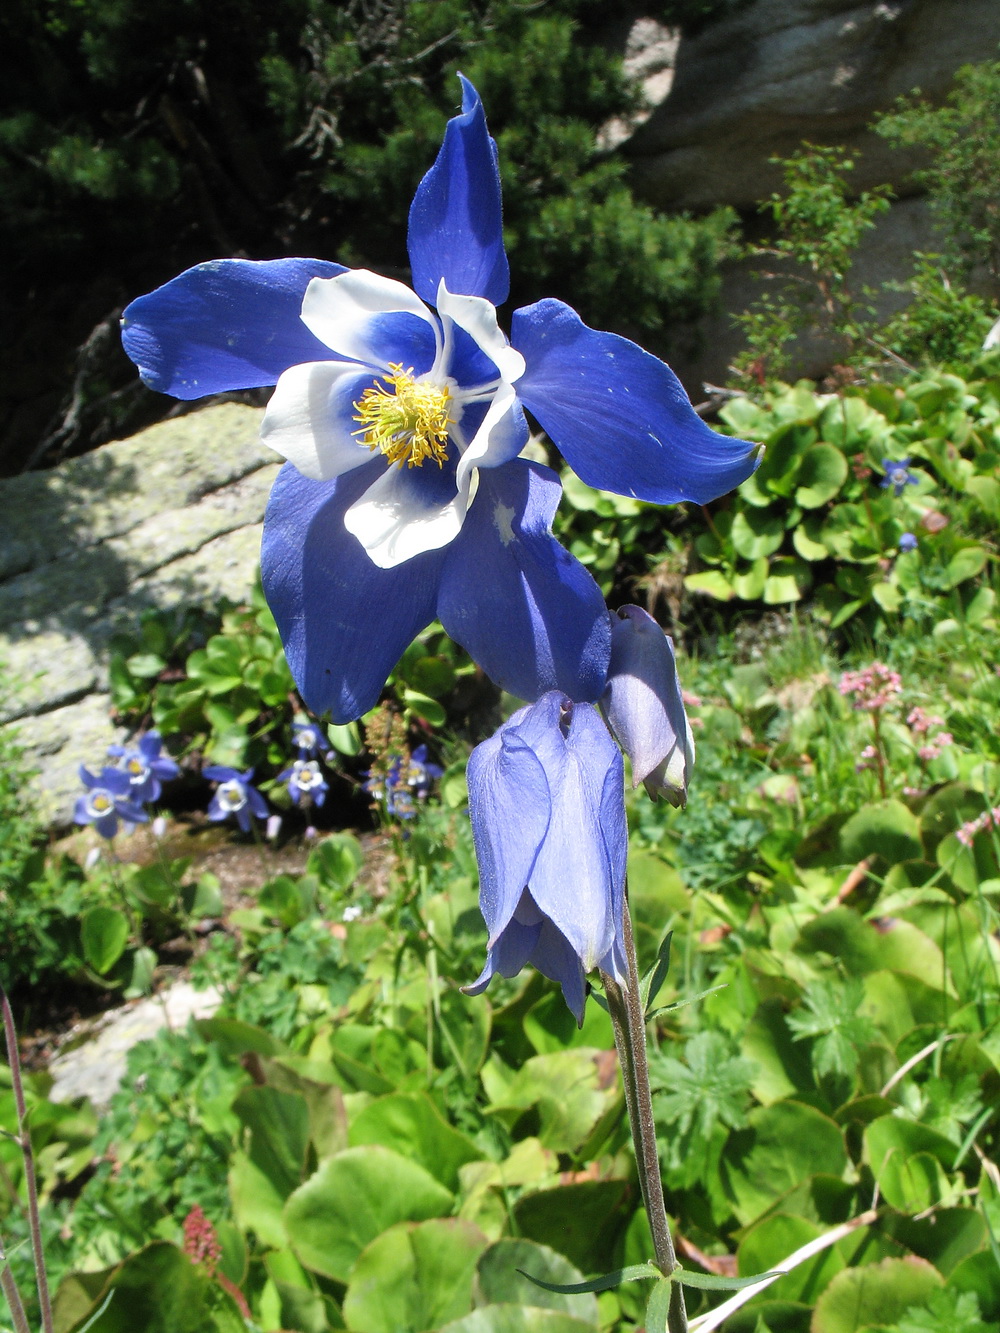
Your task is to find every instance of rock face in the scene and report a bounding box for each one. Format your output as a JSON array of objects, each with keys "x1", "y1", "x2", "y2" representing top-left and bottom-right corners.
[
  {"x1": 627, "y1": 0, "x2": 1000, "y2": 210},
  {"x1": 616, "y1": 0, "x2": 1000, "y2": 384},
  {"x1": 0, "y1": 403, "x2": 274, "y2": 824}
]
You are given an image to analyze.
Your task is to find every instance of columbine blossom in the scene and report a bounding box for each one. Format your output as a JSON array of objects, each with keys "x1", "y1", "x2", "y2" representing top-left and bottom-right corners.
[
  {"x1": 280, "y1": 758, "x2": 329, "y2": 808},
  {"x1": 600, "y1": 605, "x2": 695, "y2": 806},
  {"x1": 365, "y1": 743, "x2": 443, "y2": 819},
  {"x1": 107, "y1": 729, "x2": 179, "y2": 802},
  {"x1": 75, "y1": 765, "x2": 149, "y2": 839},
  {"x1": 121, "y1": 77, "x2": 758, "y2": 723},
  {"x1": 880, "y1": 458, "x2": 918, "y2": 497},
  {"x1": 204, "y1": 765, "x2": 269, "y2": 833},
  {"x1": 291, "y1": 722, "x2": 322, "y2": 757},
  {"x1": 464, "y1": 691, "x2": 627, "y2": 1023},
  {"x1": 898, "y1": 532, "x2": 918, "y2": 552}
]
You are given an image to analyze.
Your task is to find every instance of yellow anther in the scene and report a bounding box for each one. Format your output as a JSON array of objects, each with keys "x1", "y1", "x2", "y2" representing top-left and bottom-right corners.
[{"x1": 353, "y1": 364, "x2": 452, "y2": 469}]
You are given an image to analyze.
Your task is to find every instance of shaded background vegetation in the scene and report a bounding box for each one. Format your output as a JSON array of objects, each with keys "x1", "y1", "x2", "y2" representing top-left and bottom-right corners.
[{"x1": 0, "y1": 0, "x2": 742, "y2": 474}]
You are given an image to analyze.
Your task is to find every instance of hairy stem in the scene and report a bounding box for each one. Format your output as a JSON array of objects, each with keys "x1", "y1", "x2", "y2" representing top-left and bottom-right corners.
[
  {"x1": 1, "y1": 987, "x2": 54, "y2": 1333},
  {"x1": 601, "y1": 902, "x2": 687, "y2": 1333}
]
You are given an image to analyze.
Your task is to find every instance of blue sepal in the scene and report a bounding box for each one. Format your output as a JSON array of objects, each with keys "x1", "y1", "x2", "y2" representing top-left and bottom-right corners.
[
  {"x1": 407, "y1": 74, "x2": 509, "y2": 308},
  {"x1": 261, "y1": 461, "x2": 445, "y2": 722},
  {"x1": 511, "y1": 298, "x2": 761, "y2": 505},
  {"x1": 122, "y1": 257, "x2": 346, "y2": 398},
  {"x1": 438, "y1": 460, "x2": 611, "y2": 703}
]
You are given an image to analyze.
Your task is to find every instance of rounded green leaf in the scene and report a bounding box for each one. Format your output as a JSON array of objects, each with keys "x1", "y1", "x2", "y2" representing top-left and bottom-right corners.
[
  {"x1": 81, "y1": 906, "x2": 130, "y2": 975},
  {"x1": 942, "y1": 545, "x2": 987, "y2": 589},
  {"x1": 348, "y1": 1093, "x2": 482, "y2": 1192},
  {"x1": 342, "y1": 1218, "x2": 488, "y2": 1333},
  {"x1": 812, "y1": 1256, "x2": 942, "y2": 1333},
  {"x1": 763, "y1": 556, "x2": 811, "y2": 604},
  {"x1": 731, "y1": 509, "x2": 785, "y2": 560},
  {"x1": 284, "y1": 1146, "x2": 453, "y2": 1282},
  {"x1": 684, "y1": 570, "x2": 736, "y2": 600},
  {"x1": 793, "y1": 520, "x2": 829, "y2": 561},
  {"x1": 720, "y1": 1100, "x2": 847, "y2": 1226},
  {"x1": 476, "y1": 1239, "x2": 599, "y2": 1323},
  {"x1": 734, "y1": 557, "x2": 768, "y2": 601},
  {"x1": 840, "y1": 800, "x2": 922, "y2": 865},
  {"x1": 795, "y1": 444, "x2": 848, "y2": 508},
  {"x1": 864, "y1": 1117, "x2": 958, "y2": 1212}
]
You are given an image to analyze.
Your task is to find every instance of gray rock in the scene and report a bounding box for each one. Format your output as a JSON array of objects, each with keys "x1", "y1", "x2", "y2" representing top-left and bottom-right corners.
[
  {"x1": 627, "y1": 0, "x2": 1000, "y2": 210},
  {"x1": 0, "y1": 403, "x2": 273, "y2": 824},
  {"x1": 48, "y1": 981, "x2": 223, "y2": 1110}
]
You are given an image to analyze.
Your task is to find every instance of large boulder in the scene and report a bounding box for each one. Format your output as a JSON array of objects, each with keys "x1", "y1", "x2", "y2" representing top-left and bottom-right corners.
[
  {"x1": 626, "y1": 0, "x2": 1000, "y2": 209},
  {"x1": 0, "y1": 403, "x2": 274, "y2": 825}
]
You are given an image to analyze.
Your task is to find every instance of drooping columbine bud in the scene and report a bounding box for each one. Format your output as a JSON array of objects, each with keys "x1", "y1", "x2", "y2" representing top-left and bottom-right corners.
[{"x1": 600, "y1": 605, "x2": 695, "y2": 807}]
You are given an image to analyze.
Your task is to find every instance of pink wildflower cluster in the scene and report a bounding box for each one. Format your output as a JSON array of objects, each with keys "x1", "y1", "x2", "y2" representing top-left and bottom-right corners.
[
  {"x1": 906, "y1": 706, "x2": 953, "y2": 763},
  {"x1": 839, "y1": 663, "x2": 902, "y2": 712},
  {"x1": 183, "y1": 1206, "x2": 252, "y2": 1318},
  {"x1": 956, "y1": 807, "x2": 1000, "y2": 848},
  {"x1": 855, "y1": 744, "x2": 878, "y2": 773}
]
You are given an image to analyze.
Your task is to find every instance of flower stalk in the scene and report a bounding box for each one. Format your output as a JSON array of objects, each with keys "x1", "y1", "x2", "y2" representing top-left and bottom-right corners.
[
  {"x1": 600, "y1": 901, "x2": 687, "y2": 1333},
  {"x1": 1, "y1": 986, "x2": 54, "y2": 1333}
]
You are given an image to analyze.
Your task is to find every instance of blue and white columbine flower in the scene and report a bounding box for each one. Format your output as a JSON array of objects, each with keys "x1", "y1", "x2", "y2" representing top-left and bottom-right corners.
[
  {"x1": 463, "y1": 691, "x2": 627, "y2": 1023},
  {"x1": 122, "y1": 77, "x2": 758, "y2": 723},
  {"x1": 279, "y1": 758, "x2": 329, "y2": 808},
  {"x1": 291, "y1": 722, "x2": 322, "y2": 757},
  {"x1": 880, "y1": 457, "x2": 918, "y2": 497},
  {"x1": 204, "y1": 765, "x2": 269, "y2": 833},
  {"x1": 107, "y1": 729, "x2": 180, "y2": 803},
  {"x1": 75, "y1": 765, "x2": 149, "y2": 839}
]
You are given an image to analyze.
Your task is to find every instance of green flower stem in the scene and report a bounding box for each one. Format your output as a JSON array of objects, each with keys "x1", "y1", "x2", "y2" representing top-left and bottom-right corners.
[
  {"x1": 601, "y1": 898, "x2": 687, "y2": 1333},
  {"x1": 0, "y1": 1240, "x2": 32, "y2": 1333},
  {"x1": 1, "y1": 986, "x2": 54, "y2": 1333}
]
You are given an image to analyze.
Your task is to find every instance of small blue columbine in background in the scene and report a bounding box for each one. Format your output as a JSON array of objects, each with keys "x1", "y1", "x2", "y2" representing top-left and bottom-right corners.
[
  {"x1": 107, "y1": 729, "x2": 180, "y2": 803},
  {"x1": 464, "y1": 692, "x2": 627, "y2": 1024},
  {"x1": 601, "y1": 606, "x2": 695, "y2": 807},
  {"x1": 898, "y1": 531, "x2": 918, "y2": 552},
  {"x1": 280, "y1": 759, "x2": 329, "y2": 808},
  {"x1": 204, "y1": 766, "x2": 269, "y2": 833},
  {"x1": 121, "y1": 75, "x2": 759, "y2": 725},
  {"x1": 881, "y1": 457, "x2": 919, "y2": 497},
  {"x1": 291, "y1": 722, "x2": 322, "y2": 758},
  {"x1": 75, "y1": 765, "x2": 149, "y2": 839}
]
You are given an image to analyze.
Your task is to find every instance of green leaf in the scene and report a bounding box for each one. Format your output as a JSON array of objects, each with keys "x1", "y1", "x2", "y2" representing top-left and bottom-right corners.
[
  {"x1": 734, "y1": 557, "x2": 769, "y2": 600},
  {"x1": 684, "y1": 570, "x2": 736, "y2": 600},
  {"x1": 793, "y1": 520, "x2": 830, "y2": 561},
  {"x1": 673, "y1": 1267, "x2": 779, "y2": 1291},
  {"x1": 440, "y1": 1308, "x2": 598, "y2": 1332},
  {"x1": 732, "y1": 509, "x2": 785, "y2": 560},
  {"x1": 763, "y1": 556, "x2": 811, "y2": 604},
  {"x1": 283, "y1": 1146, "x2": 453, "y2": 1282},
  {"x1": 512, "y1": 1181, "x2": 632, "y2": 1274},
  {"x1": 326, "y1": 721, "x2": 361, "y2": 756},
  {"x1": 80, "y1": 906, "x2": 130, "y2": 975},
  {"x1": 307, "y1": 833, "x2": 364, "y2": 892},
  {"x1": 644, "y1": 1279, "x2": 673, "y2": 1333},
  {"x1": 864, "y1": 1117, "x2": 958, "y2": 1211},
  {"x1": 942, "y1": 546, "x2": 987, "y2": 589},
  {"x1": 786, "y1": 977, "x2": 877, "y2": 1079},
  {"x1": 811, "y1": 1256, "x2": 942, "y2": 1333},
  {"x1": 486, "y1": 1050, "x2": 618, "y2": 1154},
  {"x1": 720, "y1": 1100, "x2": 848, "y2": 1226},
  {"x1": 348, "y1": 1092, "x2": 482, "y2": 1192},
  {"x1": 795, "y1": 443, "x2": 848, "y2": 507},
  {"x1": 232, "y1": 1085, "x2": 310, "y2": 1202},
  {"x1": 515, "y1": 1263, "x2": 659, "y2": 1294},
  {"x1": 477, "y1": 1240, "x2": 599, "y2": 1322},
  {"x1": 739, "y1": 1214, "x2": 845, "y2": 1306},
  {"x1": 342, "y1": 1219, "x2": 488, "y2": 1333},
  {"x1": 840, "y1": 800, "x2": 923, "y2": 864},
  {"x1": 402, "y1": 689, "x2": 447, "y2": 726}
]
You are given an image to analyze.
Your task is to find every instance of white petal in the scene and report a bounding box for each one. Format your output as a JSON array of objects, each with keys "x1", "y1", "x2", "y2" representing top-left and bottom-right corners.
[
  {"x1": 300, "y1": 270, "x2": 438, "y2": 369},
  {"x1": 261, "y1": 361, "x2": 373, "y2": 480},
  {"x1": 455, "y1": 381, "x2": 522, "y2": 492},
  {"x1": 344, "y1": 464, "x2": 474, "y2": 569},
  {"x1": 437, "y1": 279, "x2": 524, "y2": 383}
]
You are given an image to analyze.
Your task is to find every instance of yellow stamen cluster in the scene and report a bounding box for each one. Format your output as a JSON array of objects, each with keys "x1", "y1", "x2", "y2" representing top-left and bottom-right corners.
[{"x1": 353, "y1": 364, "x2": 452, "y2": 469}]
